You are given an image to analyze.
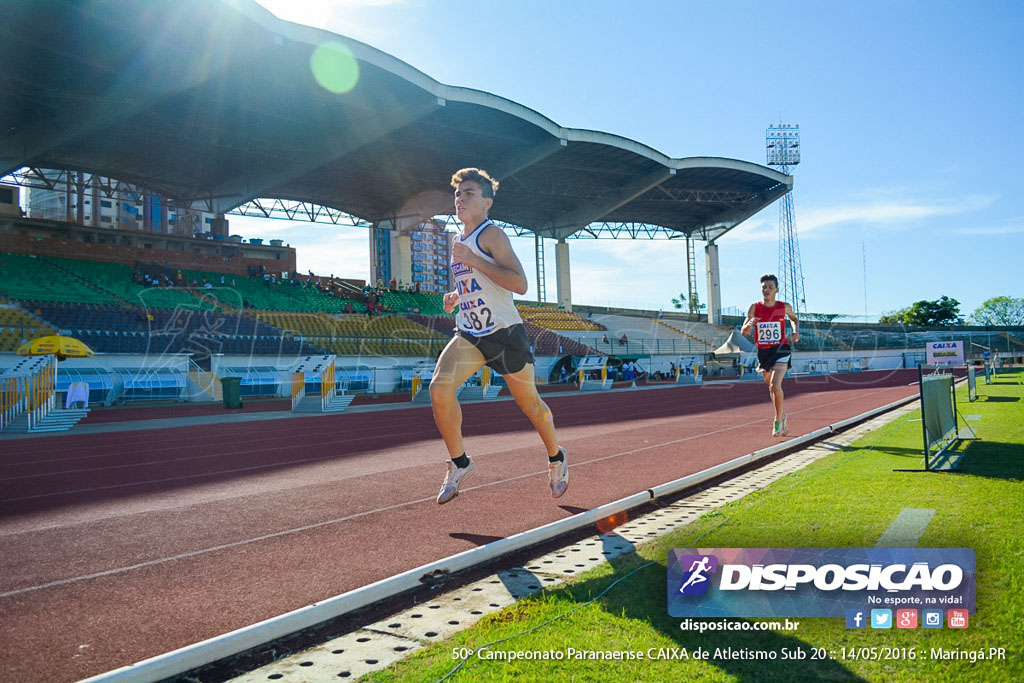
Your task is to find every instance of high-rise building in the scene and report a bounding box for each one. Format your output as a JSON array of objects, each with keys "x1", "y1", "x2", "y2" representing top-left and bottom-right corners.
[
  {"x1": 25, "y1": 171, "x2": 214, "y2": 237},
  {"x1": 371, "y1": 220, "x2": 451, "y2": 294}
]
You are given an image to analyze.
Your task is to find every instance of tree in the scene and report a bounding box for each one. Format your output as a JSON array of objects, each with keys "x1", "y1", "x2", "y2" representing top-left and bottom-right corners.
[
  {"x1": 971, "y1": 296, "x2": 1024, "y2": 326},
  {"x1": 879, "y1": 296, "x2": 962, "y2": 326},
  {"x1": 879, "y1": 307, "x2": 910, "y2": 324},
  {"x1": 671, "y1": 291, "x2": 704, "y2": 314}
]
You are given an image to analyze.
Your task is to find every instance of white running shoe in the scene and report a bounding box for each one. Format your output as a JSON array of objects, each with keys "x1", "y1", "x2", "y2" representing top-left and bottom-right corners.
[
  {"x1": 548, "y1": 448, "x2": 569, "y2": 498},
  {"x1": 437, "y1": 458, "x2": 476, "y2": 504},
  {"x1": 778, "y1": 413, "x2": 788, "y2": 436},
  {"x1": 772, "y1": 419, "x2": 781, "y2": 436}
]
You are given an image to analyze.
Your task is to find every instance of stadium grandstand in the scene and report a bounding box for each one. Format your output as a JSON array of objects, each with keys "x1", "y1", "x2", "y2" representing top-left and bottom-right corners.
[{"x1": 3, "y1": 246, "x2": 1020, "y2": 399}]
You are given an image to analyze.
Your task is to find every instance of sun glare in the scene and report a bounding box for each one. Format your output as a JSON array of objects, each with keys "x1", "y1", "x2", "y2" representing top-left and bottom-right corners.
[{"x1": 310, "y1": 41, "x2": 360, "y2": 94}]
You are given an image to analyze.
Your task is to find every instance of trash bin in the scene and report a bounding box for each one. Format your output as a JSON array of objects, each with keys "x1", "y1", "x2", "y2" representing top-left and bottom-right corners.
[{"x1": 221, "y1": 376, "x2": 243, "y2": 409}]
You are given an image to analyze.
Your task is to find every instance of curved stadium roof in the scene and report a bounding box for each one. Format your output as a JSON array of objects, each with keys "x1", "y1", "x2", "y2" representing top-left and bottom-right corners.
[{"x1": 0, "y1": 0, "x2": 790, "y2": 241}]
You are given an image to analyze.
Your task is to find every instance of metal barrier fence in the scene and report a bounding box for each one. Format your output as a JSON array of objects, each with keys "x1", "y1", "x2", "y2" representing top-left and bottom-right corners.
[{"x1": 571, "y1": 337, "x2": 710, "y2": 356}]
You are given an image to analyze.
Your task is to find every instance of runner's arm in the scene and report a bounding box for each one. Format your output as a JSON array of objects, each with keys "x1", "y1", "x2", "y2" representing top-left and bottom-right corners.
[
  {"x1": 740, "y1": 303, "x2": 758, "y2": 337},
  {"x1": 785, "y1": 303, "x2": 800, "y2": 342},
  {"x1": 464, "y1": 225, "x2": 528, "y2": 295}
]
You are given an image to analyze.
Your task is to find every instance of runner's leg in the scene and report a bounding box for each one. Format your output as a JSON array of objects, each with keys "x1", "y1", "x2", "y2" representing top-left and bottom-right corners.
[
  {"x1": 503, "y1": 362, "x2": 560, "y2": 457},
  {"x1": 769, "y1": 362, "x2": 787, "y2": 422},
  {"x1": 430, "y1": 335, "x2": 486, "y2": 459}
]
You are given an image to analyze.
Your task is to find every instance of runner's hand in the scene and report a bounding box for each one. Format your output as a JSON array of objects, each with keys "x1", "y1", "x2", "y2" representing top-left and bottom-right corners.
[
  {"x1": 451, "y1": 242, "x2": 475, "y2": 265},
  {"x1": 443, "y1": 291, "x2": 459, "y2": 314}
]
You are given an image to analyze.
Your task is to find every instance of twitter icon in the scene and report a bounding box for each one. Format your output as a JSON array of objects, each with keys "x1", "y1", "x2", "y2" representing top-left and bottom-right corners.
[{"x1": 871, "y1": 609, "x2": 892, "y2": 629}]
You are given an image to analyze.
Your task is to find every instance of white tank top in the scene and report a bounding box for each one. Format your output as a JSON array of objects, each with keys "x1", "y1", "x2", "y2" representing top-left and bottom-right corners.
[{"x1": 451, "y1": 219, "x2": 523, "y2": 336}]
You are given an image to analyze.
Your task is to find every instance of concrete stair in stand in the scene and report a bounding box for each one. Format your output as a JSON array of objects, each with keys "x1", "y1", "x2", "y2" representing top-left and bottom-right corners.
[
  {"x1": 292, "y1": 393, "x2": 355, "y2": 413},
  {"x1": 4, "y1": 408, "x2": 90, "y2": 433},
  {"x1": 458, "y1": 384, "x2": 502, "y2": 400}
]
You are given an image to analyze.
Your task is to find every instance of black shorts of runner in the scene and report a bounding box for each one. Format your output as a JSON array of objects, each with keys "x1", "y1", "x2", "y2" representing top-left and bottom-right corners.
[
  {"x1": 456, "y1": 324, "x2": 534, "y2": 376},
  {"x1": 757, "y1": 344, "x2": 792, "y2": 372}
]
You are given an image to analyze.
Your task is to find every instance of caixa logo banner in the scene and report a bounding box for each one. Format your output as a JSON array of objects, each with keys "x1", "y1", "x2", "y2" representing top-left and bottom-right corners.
[{"x1": 667, "y1": 548, "x2": 975, "y2": 617}]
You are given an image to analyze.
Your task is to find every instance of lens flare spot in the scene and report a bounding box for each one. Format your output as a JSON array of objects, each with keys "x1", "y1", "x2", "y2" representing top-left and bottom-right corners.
[
  {"x1": 310, "y1": 41, "x2": 359, "y2": 94},
  {"x1": 596, "y1": 511, "x2": 628, "y2": 535}
]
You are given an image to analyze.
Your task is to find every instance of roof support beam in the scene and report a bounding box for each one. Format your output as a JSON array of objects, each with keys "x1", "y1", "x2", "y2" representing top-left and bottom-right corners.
[
  {"x1": 489, "y1": 137, "x2": 565, "y2": 181},
  {"x1": 0, "y1": 35, "x2": 268, "y2": 179},
  {"x1": 206, "y1": 97, "x2": 444, "y2": 215},
  {"x1": 535, "y1": 167, "x2": 674, "y2": 240},
  {"x1": 693, "y1": 182, "x2": 791, "y2": 242}
]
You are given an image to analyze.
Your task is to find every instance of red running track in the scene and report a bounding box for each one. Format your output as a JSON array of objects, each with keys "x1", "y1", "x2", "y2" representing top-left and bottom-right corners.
[{"x1": 0, "y1": 369, "x2": 919, "y2": 681}]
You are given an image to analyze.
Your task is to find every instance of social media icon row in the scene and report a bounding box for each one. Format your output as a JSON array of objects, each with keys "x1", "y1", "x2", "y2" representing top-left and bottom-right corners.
[{"x1": 845, "y1": 608, "x2": 968, "y2": 629}]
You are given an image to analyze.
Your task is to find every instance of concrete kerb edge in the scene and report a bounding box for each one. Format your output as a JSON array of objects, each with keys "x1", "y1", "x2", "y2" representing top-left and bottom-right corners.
[{"x1": 78, "y1": 390, "x2": 922, "y2": 683}]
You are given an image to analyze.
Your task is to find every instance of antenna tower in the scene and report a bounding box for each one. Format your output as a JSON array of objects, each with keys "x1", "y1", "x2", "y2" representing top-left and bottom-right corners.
[{"x1": 767, "y1": 124, "x2": 806, "y2": 312}]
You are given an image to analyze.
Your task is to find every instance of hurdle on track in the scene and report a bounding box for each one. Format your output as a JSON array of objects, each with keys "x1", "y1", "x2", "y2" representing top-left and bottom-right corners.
[{"x1": 577, "y1": 355, "x2": 612, "y2": 391}]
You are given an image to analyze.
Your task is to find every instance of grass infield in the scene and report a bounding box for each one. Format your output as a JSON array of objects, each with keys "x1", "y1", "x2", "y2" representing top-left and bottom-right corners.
[{"x1": 368, "y1": 370, "x2": 1023, "y2": 682}]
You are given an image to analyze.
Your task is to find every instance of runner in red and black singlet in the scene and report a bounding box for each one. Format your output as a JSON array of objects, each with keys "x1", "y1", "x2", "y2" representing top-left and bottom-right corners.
[{"x1": 741, "y1": 274, "x2": 801, "y2": 436}]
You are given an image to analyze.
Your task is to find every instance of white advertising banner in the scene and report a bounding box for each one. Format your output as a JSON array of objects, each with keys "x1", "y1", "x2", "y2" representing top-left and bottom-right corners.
[{"x1": 926, "y1": 341, "x2": 964, "y2": 366}]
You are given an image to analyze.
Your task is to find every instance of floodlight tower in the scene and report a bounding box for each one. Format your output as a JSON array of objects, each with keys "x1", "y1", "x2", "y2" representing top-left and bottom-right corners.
[{"x1": 767, "y1": 124, "x2": 806, "y2": 312}]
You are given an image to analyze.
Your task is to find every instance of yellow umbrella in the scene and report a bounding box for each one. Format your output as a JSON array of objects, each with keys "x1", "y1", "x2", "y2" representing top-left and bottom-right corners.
[{"x1": 16, "y1": 335, "x2": 95, "y2": 360}]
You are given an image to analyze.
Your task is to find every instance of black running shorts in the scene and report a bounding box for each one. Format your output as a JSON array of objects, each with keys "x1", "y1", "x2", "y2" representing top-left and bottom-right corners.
[
  {"x1": 756, "y1": 344, "x2": 792, "y2": 372},
  {"x1": 456, "y1": 324, "x2": 534, "y2": 375}
]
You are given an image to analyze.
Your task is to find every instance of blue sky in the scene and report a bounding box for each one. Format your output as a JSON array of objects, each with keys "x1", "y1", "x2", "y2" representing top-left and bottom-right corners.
[{"x1": 234, "y1": 0, "x2": 1024, "y2": 320}]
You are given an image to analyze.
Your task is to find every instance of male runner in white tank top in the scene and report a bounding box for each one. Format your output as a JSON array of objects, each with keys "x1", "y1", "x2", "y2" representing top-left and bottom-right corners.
[{"x1": 430, "y1": 168, "x2": 568, "y2": 504}]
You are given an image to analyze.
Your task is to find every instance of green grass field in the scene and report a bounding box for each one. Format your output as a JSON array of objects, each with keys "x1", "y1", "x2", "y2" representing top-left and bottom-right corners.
[{"x1": 367, "y1": 370, "x2": 1023, "y2": 682}]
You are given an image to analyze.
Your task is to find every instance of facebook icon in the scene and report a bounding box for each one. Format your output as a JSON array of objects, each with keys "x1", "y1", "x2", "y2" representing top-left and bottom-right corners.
[{"x1": 845, "y1": 608, "x2": 866, "y2": 629}]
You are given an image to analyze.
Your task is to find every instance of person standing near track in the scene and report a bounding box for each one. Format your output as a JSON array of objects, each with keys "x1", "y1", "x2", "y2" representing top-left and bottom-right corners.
[
  {"x1": 430, "y1": 168, "x2": 569, "y2": 504},
  {"x1": 740, "y1": 274, "x2": 800, "y2": 436}
]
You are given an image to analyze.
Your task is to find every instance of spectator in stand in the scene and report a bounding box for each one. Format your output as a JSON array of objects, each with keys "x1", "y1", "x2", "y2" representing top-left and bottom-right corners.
[
  {"x1": 602, "y1": 334, "x2": 609, "y2": 344},
  {"x1": 415, "y1": 281, "x2": 421, "y2": 293},
  {"x1": 390, "y1": 277, "x2": 397, "y2": 290},
  {"x1": 619, "y1": 334, "x2": 628, "y2": 346}
]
